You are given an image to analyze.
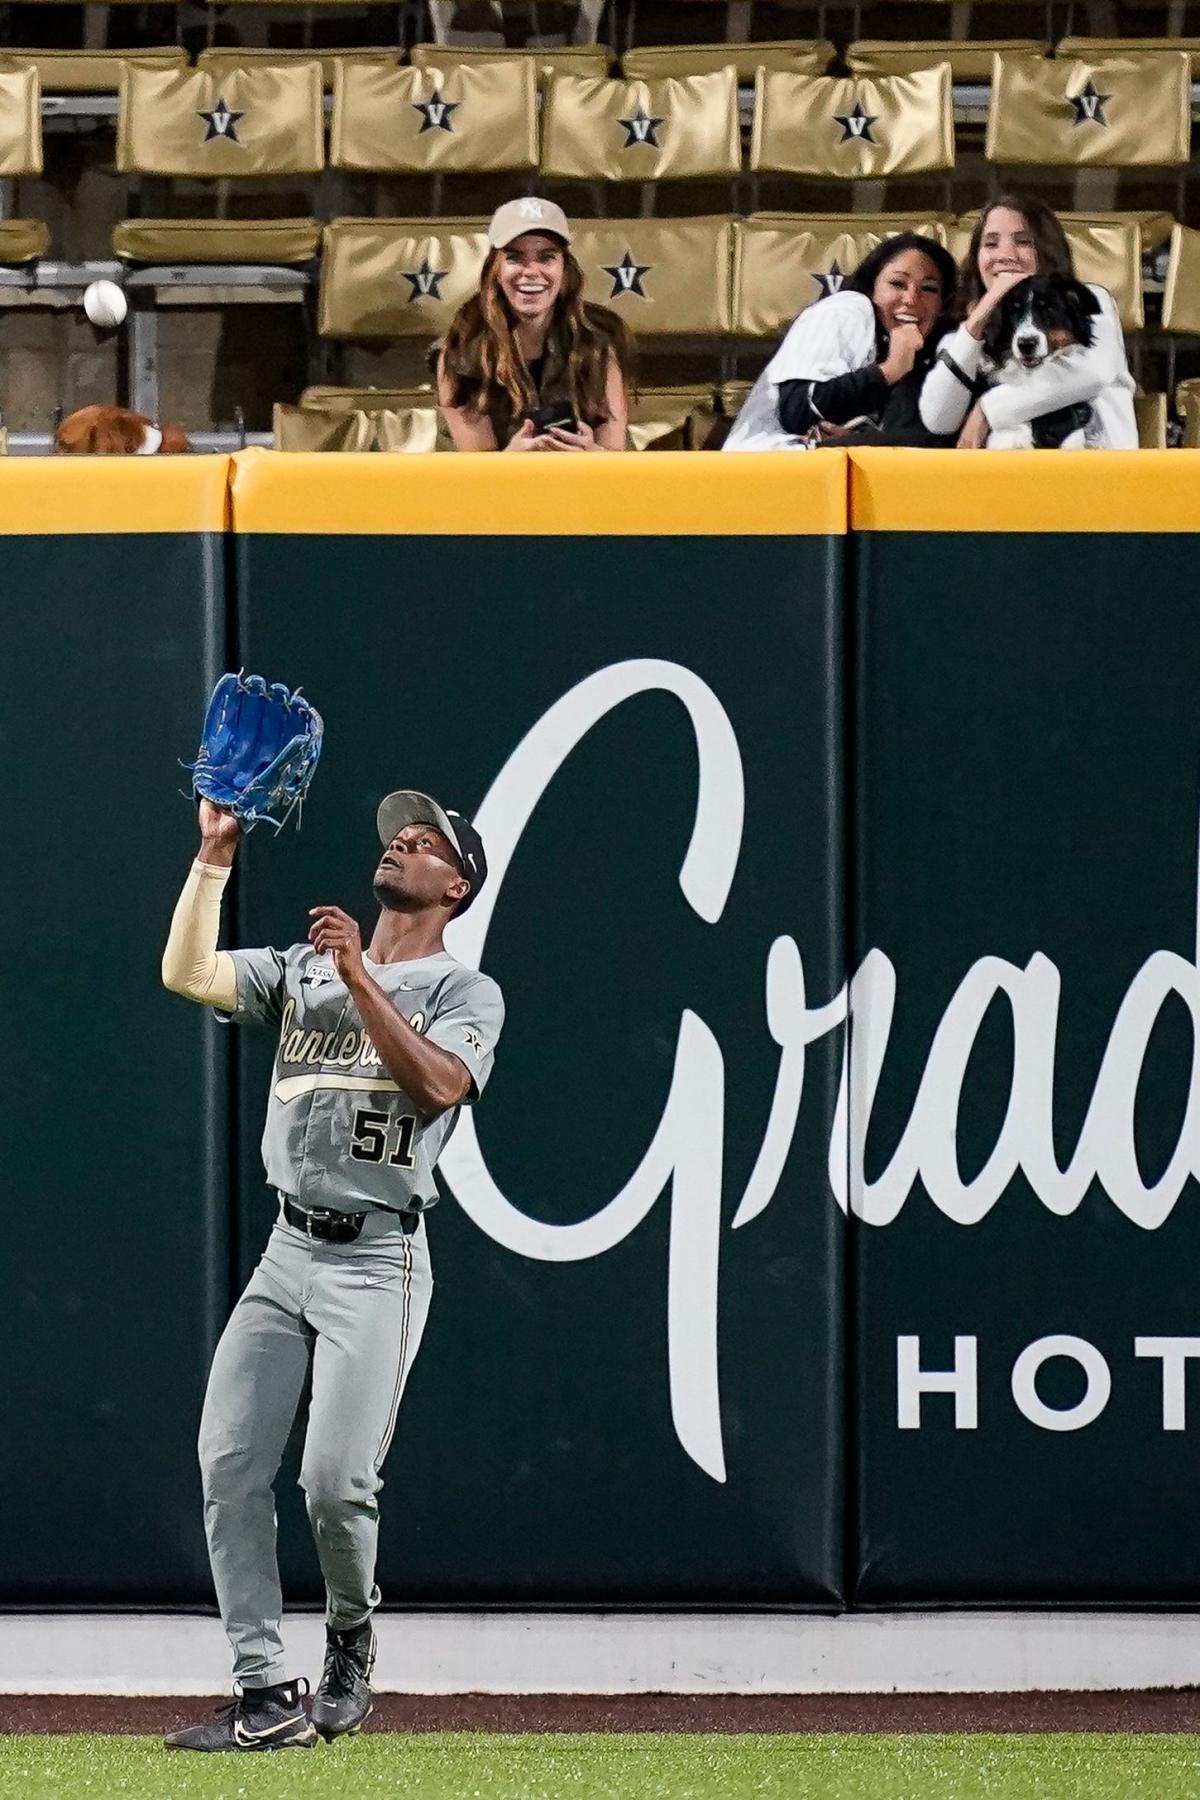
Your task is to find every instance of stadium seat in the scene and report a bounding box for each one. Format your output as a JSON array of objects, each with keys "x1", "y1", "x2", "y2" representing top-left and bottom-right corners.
[
  {"x1": 951, "y1": 210, "x2": 1156, "y2": 331},
  {"x1": 1057, "y1": 37, "x2": 1200, "y2": 79},
  {"x1": 1133, "y1": 391, "x2": 1167, "y2": 448},
  {"x1": 330, "y1": 60, "x2": 537, "y2": 172},
  {"x1": 199, "y1": 48, "x2": 400, "y2": 88},
  {"x1": 319, "y1": 216, "x2": 488, "y2": 338},
  {"x1": 300, "y1": 383, "x2": 438, "y2": 409},
  {"x1": 114, "y1": 64, "x2": 323, "y2": 265},
  {"x1": 117, "y1": 64, "x2": 324, "y2": 178},
  {"x1": 540, "y1": 70, "x2": 741, "y2": 180},
  {"x1": 750, "y1": 66, "x2": 954, "y2": 178},
  {"x1": 845, "y1": 40, "x2": 1048, "y2": 82},
  {"x1": 627, "y1": 384, "x2": 720, "y2": 448},
  {"x1": 1163, "y1": 224, "x2": 1200, "y2": 334},
  {"x1": 570, "y1": 215, "x2": 735, "y2": 332},
  {"x1": 1175, "y1": 376, "x2": 1200, "y2": 446},
  {"x1": 0, "y1": 427, "x2": 7, "y2": 453},
  {"x1": 0, "y1": 67, "x2": 42, "y2": 178},
  {"x1": 0, "y1": 49, "x2": 187, "y2": 93},
  {"x1": 274, "y1": 403, "x2": 377, "y2": 450},
  {"x1": 986, "y1": 50, "x2": 1191, "y2": 168},
  {"x1": 410, "y1": 43, "x2": 611, "y2": 80},
  {"x1": 621, "y1": 41, "x2": 834, "y2": 81},
  {"x1": 0, "y1": 219, "x2": 51, "y2": 264},
  {"x1": 733, "y1": 212, "x2": 952, "y2": 338}
]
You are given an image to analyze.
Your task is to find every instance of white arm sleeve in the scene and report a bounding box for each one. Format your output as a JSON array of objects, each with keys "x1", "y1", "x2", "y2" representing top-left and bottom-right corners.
[
  {"x1": 161, "y1": 859, "x2": 239, "y2": 1011},
  {"x1": 981, "y1": 288, "x2": 1129, "y2": 430},
  {"x1": 918, "y1": 325, "x2": 986, "y2": 433}
]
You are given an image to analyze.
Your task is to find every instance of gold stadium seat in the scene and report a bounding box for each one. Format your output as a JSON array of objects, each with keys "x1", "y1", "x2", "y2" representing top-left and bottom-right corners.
[
  {"x1": 0, "y1": 220, "x2": 50, "y2": 263},
  {"x1": 300, "y1": 384, "x2": 438, "y2": 410},
  {"x1": 330, "y1": 60, "x2": 537, "y2": 173},
  {"x1": 199, "y1": 48, "x2": 399, "y2": 89},
  {"x1": 117, "y1": 64, "x2": 324, "y2": 177},
  {"x1": 274, "y1": 404, "x2": 377, "y2": 450},
  {"x1": 570, "y1": 216, "x2": 735, "y2": 333},
  {"x1": 0, "y1": 67, "x2": 42, "y2": 177},
  {"x1": 540, "y1": 70, "x2": 741, "y2": 180},
  {"x1": 0, "y1": 48, "x2": 186, "y2": 93},
  {"x1": 733, "y1": 213, "x2": 952, "y2": 338},
  {"x1": 986, "y1": 51, "x2": 1190, "y2": 167},
  {"x1": 113, "y1": 217, "x2": 320, "y2": 262},
  {"x1": 0, "y1": 428, "x2": 7, "y2": 453},
  {"x1": 621, "y1": 41, "x2": 834, "y2": 81},
  {"x1": 1163, "y1": 225, "x2": 1200, "y2": 335},
  {"x1": 846, "y1": 40, "x2": 1047, "y2": 82},
  {"x1": 750, "y1": 66, "x2": 954, "y2": 178},
  {"x1": 410, "y1": 43, "x2": 611, "y2": 82},
  {"x1": 319, "y1": 216, "x2": 488, "y2": 338},
  {"x1": 114, "y1": 64, "x2": 323, "y2": 265},
  {"x1": 628, "y1": 385, "x2": 720, "y2": 449},
  {"x1": 1175, "y1": 377, "x2": 1200, "y2": 446},
  {"x1": 951, "y1": 210, "x2": 1156, "y2": 331},
  {"x1": 1058, "y1": 37, "x2": 1200, "y2": 79},
  {"x1": 1133, "y1": 391, "x2": 1167, "y2": 449}
]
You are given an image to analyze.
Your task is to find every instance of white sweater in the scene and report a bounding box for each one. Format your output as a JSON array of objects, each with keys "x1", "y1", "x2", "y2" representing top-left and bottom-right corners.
[{"x1": 918, "y1": 284, "x2": 1137, "y2": 449}]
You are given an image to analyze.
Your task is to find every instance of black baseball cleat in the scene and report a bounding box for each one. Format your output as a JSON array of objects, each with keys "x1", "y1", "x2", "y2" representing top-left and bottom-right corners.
[
  {"x1": 164, "y1": 1678, "x2": 317, "y2": 1752},
  {"x1": 311, "y1": 1620, "x2": 376, "y2": 1740}
]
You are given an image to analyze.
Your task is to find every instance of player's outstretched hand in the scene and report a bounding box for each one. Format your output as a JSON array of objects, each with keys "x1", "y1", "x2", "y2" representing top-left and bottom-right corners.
[
  {"x1": 308, "y1": 905, "x2": 366, "y2": 985},
  {"x1": 197, "y1": 797, "x2": 241, "y2": 867}
]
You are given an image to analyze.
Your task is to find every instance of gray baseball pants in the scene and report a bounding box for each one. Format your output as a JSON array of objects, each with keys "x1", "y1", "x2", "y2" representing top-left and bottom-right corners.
[{"x1": 197, "y1": 1203, "x2": 433, "y2": 1687}]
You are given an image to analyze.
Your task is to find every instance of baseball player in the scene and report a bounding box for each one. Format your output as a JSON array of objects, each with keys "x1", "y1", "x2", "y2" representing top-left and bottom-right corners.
[{"x1": 160, "y1": 790, "x2": 504, "y2": 1751}]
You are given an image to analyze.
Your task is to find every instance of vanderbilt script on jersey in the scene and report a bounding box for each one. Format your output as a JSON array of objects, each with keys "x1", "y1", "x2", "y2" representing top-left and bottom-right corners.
[
  {"x1": 438, "y1": 657, "x2": 1200, "y2": 1485},
  {"x1": 225, "y1": 946, "x2": 504, "y2": 1213}
]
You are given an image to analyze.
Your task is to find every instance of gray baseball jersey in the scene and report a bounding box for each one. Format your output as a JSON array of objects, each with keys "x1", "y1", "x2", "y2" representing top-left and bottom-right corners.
[{"x1": 222, "y1": 944, "x2": 504, "y2": 1214}]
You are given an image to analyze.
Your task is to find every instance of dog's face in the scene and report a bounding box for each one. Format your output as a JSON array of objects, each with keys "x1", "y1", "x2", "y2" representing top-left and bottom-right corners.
[{"x1": 983, "y1": 274, "x2": 1099, "y2": 371}]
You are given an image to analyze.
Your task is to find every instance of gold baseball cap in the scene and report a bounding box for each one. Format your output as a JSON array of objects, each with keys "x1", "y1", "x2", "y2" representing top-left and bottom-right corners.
[{"x1": 487, "y1": 197, "x2": 572, "y2": 249}]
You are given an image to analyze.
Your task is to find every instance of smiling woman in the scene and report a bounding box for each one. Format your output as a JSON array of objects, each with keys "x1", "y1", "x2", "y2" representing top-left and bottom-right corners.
[
  {"x1": 433, "y1": 198, "x2": 633, "y2": 453},
  {"x1": 724, "y1": 233, "x2": 959, "y2": 452}
]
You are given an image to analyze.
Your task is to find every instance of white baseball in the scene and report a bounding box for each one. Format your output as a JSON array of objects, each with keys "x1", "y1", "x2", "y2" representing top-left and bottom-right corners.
[{"x1": 83, "y1": 279, "x2": 127, "y2": 329}]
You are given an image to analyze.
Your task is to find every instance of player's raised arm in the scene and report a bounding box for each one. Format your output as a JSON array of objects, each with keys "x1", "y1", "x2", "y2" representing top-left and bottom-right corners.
[{"x1": 161, "y1": 799, "x2": 241, "y2": 1010}]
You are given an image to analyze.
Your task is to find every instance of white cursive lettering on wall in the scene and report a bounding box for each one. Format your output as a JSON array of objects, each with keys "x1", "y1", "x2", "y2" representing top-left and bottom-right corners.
[
  {"x1": 442, "y1": 660, "x2": 744, "y2": 1482},
  {"x1": 442, "y1": 659, "x2": 1200, "y2": 1480}
]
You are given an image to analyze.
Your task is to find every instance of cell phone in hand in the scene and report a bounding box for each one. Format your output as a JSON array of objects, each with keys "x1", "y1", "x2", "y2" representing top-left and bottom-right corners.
[{"x1": 526, "y1": 400, "x2": 579, "y2": 436}]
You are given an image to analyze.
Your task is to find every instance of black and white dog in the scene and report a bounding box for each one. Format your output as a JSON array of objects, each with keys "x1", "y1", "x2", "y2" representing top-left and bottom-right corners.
[{"x1": 982, "y1": 274, "x2": 1100, "y2": 448}]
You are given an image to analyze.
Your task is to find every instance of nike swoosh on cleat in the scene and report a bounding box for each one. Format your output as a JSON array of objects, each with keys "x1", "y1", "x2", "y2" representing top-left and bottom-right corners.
[{"x1": 232, "y1": 1713, "x2": 313, "y2": 1746}]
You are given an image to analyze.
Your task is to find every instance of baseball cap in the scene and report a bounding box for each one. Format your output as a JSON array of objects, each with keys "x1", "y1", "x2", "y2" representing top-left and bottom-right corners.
[
  {"x1": 487, "y1": 197, "x2": 571, "y2": 249},
  {"x1": 376, "y1": 790, "x2": 488, "y2": 914}
]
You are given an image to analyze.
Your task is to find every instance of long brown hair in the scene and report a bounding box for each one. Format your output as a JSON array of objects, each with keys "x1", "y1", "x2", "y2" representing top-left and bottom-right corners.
[
  {"x1": 960, "y1": 195, "x2": 1074, "y2": 310},
  {"x1": 435, "y1": 241, "x2": 633, "y2": 428}
]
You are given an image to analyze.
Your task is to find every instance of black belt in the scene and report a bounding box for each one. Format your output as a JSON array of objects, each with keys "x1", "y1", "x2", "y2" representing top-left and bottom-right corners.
[{"x1": 281, "y1": 1196, "x2": 416, "y2": 1243}]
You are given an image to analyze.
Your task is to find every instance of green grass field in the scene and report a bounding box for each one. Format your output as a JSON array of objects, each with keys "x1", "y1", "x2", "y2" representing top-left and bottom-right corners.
[{"x1": 3, "y1": 1733, "x2": 1200, "y2": 1800}]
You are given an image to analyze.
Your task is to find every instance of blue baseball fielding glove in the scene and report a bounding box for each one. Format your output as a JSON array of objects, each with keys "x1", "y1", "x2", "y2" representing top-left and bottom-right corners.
[{"x1": 186, "y1": 672, "x2": 323, "y2": 832}]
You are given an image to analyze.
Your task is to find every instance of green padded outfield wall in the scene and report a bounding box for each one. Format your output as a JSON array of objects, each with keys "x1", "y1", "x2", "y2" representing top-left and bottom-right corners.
[
  {"x1": 229, "y1": 450, "x2": 847, "y2": 1605},
  {"x1": 0, "y1": 460, "x2": 233, "y2": 1603},
  {"x1": 849, "y1": 450, "x2": 1200, "y2": 1603}
]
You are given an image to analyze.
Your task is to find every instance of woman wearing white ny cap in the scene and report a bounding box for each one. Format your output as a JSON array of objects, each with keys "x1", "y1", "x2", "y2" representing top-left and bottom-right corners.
[{"x1": 433, "y1": 197, "x2": 632, "y2": 452}]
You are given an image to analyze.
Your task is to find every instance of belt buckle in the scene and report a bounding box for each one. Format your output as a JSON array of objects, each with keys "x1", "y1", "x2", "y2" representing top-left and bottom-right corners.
[{"x1": 304, "y1": 1212, "x2": 317, "y2": 1238}]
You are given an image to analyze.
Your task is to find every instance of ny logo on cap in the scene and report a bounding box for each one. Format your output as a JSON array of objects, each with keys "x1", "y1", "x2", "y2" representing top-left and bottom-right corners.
[
  {"x1": 618, "y1": 106, "x2": 665, "y2": 149},
  {"x1": 402, "y1": 256, "x2": 449, "y2": 301},
  {"x1": 1069, "y1": 79, "x2": 1111, "y2": 126},
  {"x1": 517, "y1": 198, "x2": 549, "y2": 220},
  {"x1": 199, "y1": 96, "x2": 245, "y2": 142},
  {"x1": 834, "y1": 102, "x2": 878, "y2": 144},
  {"x1": 602, "y1": 249, "x2": 651, "y2": 300},
  {"x1": 413, "y1": 91, "x2": 459, "y2": 133}
]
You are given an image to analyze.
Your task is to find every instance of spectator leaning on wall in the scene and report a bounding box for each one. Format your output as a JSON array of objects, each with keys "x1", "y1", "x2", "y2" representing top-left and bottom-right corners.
[
  {"x1": 919, "y1": 194, "x2": 1137, "y2": 450},
  {"x1": 723, "y1": 234, "x2": 959, "y2": 452},
  {"x1": 433, "y1": 199, "x2": 632, "y2": 453}
]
